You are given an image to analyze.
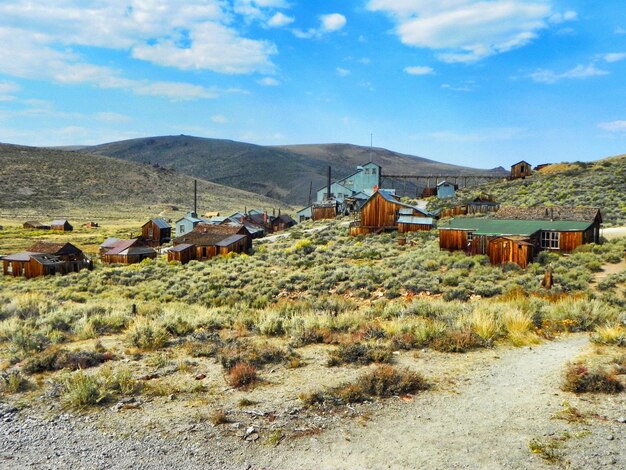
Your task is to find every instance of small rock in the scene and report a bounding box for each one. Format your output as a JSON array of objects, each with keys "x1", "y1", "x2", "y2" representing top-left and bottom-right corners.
[
  {"x1": 617, "y1": 416, "x2": 626, "y2": 423},
  {"x1": 607, "y1": 435, "x2": 615, "y2": 441},
  {"x1": 245, "y1": 432, "x2": 259, "y2": 442},
  {"x1": 195, "y1": 373, "x2": 206, "y2": 380}
]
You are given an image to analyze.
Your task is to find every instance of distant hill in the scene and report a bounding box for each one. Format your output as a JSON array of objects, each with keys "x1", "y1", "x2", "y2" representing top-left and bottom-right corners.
[
  {"x1": 0, "y1": 144, "x2": 291, "y2": 222},
  {"x1": 429, "y1": 155, "x2": 626, "y2": 225},
  {"x1": 83, "y1": 135, "x2": 506, "y2": 205}
]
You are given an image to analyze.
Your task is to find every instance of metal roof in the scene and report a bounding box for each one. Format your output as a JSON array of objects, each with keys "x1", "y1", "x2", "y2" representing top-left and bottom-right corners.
[
  {"x1": 438, "y1": 218, "x2": 594, "y2": 236},
  {"x1": 100, "y1": 237, "x2": 122, "y2": 249},
  {"x1": 51, "y1": 219, "x2": 70, "y2": 225},
  {"x1": 375, "y1": 190, "x2": 434, "y2": 217},
  {"x1": 2, "y1": 252, "x2": 37, "y2": 262},
  {"x1": 169, "y1": 243, "x2": 193, "y2": 252},
  {"x1": 397, "y1": 216, "x2": 434, "y2": 225},
  {"x1": 215, "y1": 234, "x2": 248, "y2": 247},
  {"x1": 151, "y1": 218, "x2": 171, "y2": 229},
  {"x1": 104, "y1": 238, "x2": 142, "y2": 255}
]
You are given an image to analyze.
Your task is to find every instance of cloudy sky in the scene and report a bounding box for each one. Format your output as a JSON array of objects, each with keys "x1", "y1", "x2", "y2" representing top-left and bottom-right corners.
[{"x1": 1, "y1": 1, "x2": 625, "y2": 168}]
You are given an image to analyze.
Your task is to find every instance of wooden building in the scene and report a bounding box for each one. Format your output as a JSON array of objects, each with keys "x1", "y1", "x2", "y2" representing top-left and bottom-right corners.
[
  {"x1": 510, "y1": 161, "x2": 532, "y2": 179},
  {"x1": 436, "y1": 181, "x2": 457, "y2": 199},
  {"x1": 23, "y1": 221, "x2": 50, "y2": 230},
  {"x1": 101, "y1": 238, "x2": 157, "y2": 264},
  {"x1": 350, "y1": 190, "x2": 434, "y2": 235},
  {"x1": 3, "y1": 241, "x2": 91, "y2": 278},
  {"x1": 141, "y1": 218, "x2": 171, "y2": 246},
  {"x1": 271, "y1": 214, "x2": 297, "y2": 232},
  {"x1": 312, "y1": 202, "x2": 337, "y2": 221},
  {"x1": 172, "y1": 223, "x2": 251, "y2": 261},
  {"x1": 51, "y1": 219, "x2": 73, "y2": 231},
  {"x1": 167, "y1": 243, "x2": 195, "y2": 264},
  {"x1": 438, "y1": 206, "x2": 602, "y2": 267}
]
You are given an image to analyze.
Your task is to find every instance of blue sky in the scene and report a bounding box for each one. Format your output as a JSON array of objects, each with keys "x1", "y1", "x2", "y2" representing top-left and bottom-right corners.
[{"x1": 1, "y1": 1, "x2": 626, "y2": 169}]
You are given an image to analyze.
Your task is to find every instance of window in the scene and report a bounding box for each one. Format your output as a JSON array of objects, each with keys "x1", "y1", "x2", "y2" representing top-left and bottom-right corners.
[
  {"x1": 466, "y1": 232, "x2": 473, "y2": 241},
  {"x1": 148, "y1": 228, "x2": 154, "y2": 238},
  {"x1": 365, "y1": 168, "x2": 370, "y2": 174},
  {"x1": 179, "y1": 224, "x2": 185, "y2": 234},
  {"x1": 541, "y1": 231, "x2": 560, "y2": 249}
]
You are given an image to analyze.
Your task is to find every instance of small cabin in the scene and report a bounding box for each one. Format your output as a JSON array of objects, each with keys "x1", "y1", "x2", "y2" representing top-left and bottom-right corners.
[
  {"x1": 141, "y1": 218, "x2": 171, "y2": 246},
  {"x1": 312, "y1": 202, "x2": 337, "y2": 221},
  {"x1": 175, "y1": 212, "x2": 211, "y2": 237},
  {"x1": 350, "y1": 190, "x2": 434, "y2": 235},
  {"x1": 172, "y1": 223, "x2": 251, "y2": 261},
  {"x1": 3, "y1": 241, "x2": 90, "y2": 278},
  {"x1": 271, "y1": 214, "x2": 297, "y2": 232},
  {"x1": 167, "y1": 243, "x2": 195, "y2": 264},
  {"x1": 436, "y1": 181, "x2": 456, "y2": 199},
  {"x1": 101, "y1": 238, "x2": 157, "y2": 264},
  {"x1": 510, "y1": 161, "x2": 532, "y2": 179},
  {"x1": 23, "y1": 221, "x2": 50, "y2": 230},
  {"x1": 51, "y1": 219, "x2": 73, "y2": 231}
]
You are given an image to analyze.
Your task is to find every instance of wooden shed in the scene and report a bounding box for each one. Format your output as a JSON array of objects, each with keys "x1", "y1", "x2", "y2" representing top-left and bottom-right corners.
[
  {"x1": 23, "y1": 221, "x2": 50, "y2": 230},
  {"x1": 173, "y1": 223, "x2": 251, "y2": 261},
  {"x1": 510, "y1": 161, "x2": 532, "y2": 179},
  {"x1": 51, "y1": 219, "x2": 73, "y2": 231},
  {"x1": 27, "y1": 241, "x2": 88, "y2": 266},
  {"x1": 3, "y1": 241, "x2": 90, "y2": 278},
  {"x1": 350, "y1": 190, "x2": 434, "y2": 235},
  {"x1": 167, "y1": 243, "x2": 195, "y2": 264},
  {"x1": 101, "y1": 238, "x2": 157, "y2": 264},
  {"x1": 271, "y1": 214, "x2": 297, "y2": 232},
  {"x1": 141, "y1": 218, "x2": 171, "y2": 246},
  {"x1": 488, "y1": 236, "x2": 535, "y2": 269}
]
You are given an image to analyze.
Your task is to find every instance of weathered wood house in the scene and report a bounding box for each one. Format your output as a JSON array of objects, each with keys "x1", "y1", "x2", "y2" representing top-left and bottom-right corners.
[
  {"x1": 271, "y1": 214, "x2": 297, "y2": 232},
  {"x1": 141, "y1": 218, "x2": 171, "y2": 246},
  {"x1": 23, "y1": 221, "x2": 50, "y2": 230},
  {"x1": 439, "y1": 206, "x2": 602, "y2": 267},
  {"x1": 436, "y1": 181, "x2": 457, "y2": 199},
  {"x1": 510, "y1": 161, "x2": 532, "y2": 179},
  {"x1": 172, "y1": 223, "x2": 251, "y2": 262},
  {"x1": 101, "y1": 238, "x2": 157, "y2": 264},
  {"x1": 3, "y1": 241, "x2": 91, "y2": 278},
  {"x1": 312, "y1": 202, "x2": 338, "y2": 221},
  {"x1": 350, "y1": 190, "x2": 434, "y2": 235},
  {"x1": 167, "y1": 243, "x2": 195, "y2": 264},
  {"x1": 51, "y1": 219, "x2": 73, "y2": 231}
]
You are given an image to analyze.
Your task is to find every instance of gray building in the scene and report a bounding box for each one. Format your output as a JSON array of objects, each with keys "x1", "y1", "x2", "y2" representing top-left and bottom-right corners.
[{"x1": 174, "y1": 212, "x2": 211, "y2": 237}]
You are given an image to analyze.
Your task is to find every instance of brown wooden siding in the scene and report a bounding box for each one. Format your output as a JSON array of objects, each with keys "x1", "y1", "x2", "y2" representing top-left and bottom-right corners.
[
  {"x1": 3, "y1": 259, "x2": 88, "y2": 279},
  {"x1": 439, "y1": 229, "x2": 468, "y2": 251},
  {"x1": 141, "y1": 222, "x2": 171, "y2": 247},
  {"x1": 398, "y1": 223, "x2": 432, "y2": 233},
  {"x1": 488, "y1": 238, "x2": 534, "y2": 269},
  {"x1": 102, "y1": 252, "x2": 156, "y2": 264},
  {"x1": 558, "y1": 231, "x2": 584, "y2": 253},
  {"x1": 360, "y1": 192, "x2": 398, "y2": 228},
  {"x1": 510, "y1": 162, "x2": 532, "y2": 179},
  {"x1": 312, "y1": 206, "x2": 336, "y2": 220},
  {"x1": 167, "y1": 247, "x2": 195, "y2": 264},
  {"x1": 441, "y1": 206, "x2": 468, "y2": 218}
]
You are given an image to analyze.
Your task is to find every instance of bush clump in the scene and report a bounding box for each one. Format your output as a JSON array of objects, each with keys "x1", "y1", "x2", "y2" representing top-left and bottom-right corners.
[
  {"x1": 327, "y1": 343, "x2": 392, "y2": 366},
  {"x1": 562, "y1": 364, "x2": 624, "y2": 394},
  {"x1": 430, "y1": 329, "x2": 486, "y2": 353},
  {"x1": 226, "y1": 362, "x2": 258, "y2": 389}
]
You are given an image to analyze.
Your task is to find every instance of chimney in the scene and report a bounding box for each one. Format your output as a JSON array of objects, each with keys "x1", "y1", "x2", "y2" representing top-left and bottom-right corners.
[
  {"x1": 263, "y1": 210, "x2": 268, "y2": 224},
  {"x1": 327, "y1": 166, "x2": 332, "y2": 200},
  {"x1": 194, "y1": 179, "x2": 197, "y2": 215}
]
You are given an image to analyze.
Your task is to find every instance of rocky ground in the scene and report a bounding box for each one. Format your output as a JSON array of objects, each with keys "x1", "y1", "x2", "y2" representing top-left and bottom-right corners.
[{"x1": 1, "y1": 334, "x2": 624, "y2": 469}]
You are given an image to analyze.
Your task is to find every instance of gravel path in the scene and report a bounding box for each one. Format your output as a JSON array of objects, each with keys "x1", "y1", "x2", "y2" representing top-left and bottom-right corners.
[{"x1": 2, "y1": 335, "x2": 622, "y2": 470}]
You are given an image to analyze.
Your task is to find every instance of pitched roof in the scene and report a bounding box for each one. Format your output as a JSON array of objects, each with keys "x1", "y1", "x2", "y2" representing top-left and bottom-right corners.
[
  {"x1": 100, "y1": 237, "x2": 122, "y2": 249},
  {"x1": 3, "y1": 252, "x2": 37, "y2": 262},
  {"x1": 51, "y1": 219, "x2": 70, "y2": 226},
  {"x1": 215, "y1": 234, "x2": 248, "y2": 247},
  {"x1": 169, "y1": 243, "x2": 194, "y2": 252},
  {"x1": 27, "y1": 241, "x2": 82, "y2": 255},
  {"x1": 511, "y1": 160, "x2": 531, "y2": 167},
  {"x1": 494, "y1": 206, "x2": 601, "y2": 223},
  {"x1": 104, "y1": 238, "x2": 152, "y2": 256},
  {"x1": 438, "y1": 218, "x2": 594, "y2": 236},
  {"x1": 374, "y1": 190, "x2": 433, "y2": 217},
  {"x1": 173, "y1": 223, "x2": 247, "y2": 246},
  {"x1": 151, "y1": 218, "x2": 171, "y2": 229}
]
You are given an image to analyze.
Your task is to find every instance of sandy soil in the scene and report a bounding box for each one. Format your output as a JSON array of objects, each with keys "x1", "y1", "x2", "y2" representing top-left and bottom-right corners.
[
  {"x1": 601, "y1": 227, "x2": 626, "y2": 240},
  {"x1": 3, "y1": 334, "x2": 623, "y2": 469}
]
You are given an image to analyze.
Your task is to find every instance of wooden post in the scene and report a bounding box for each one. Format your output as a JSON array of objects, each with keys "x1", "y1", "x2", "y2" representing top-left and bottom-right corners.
[{"x1": 542, "y1": 268, "x2": 553, "y2": 290}]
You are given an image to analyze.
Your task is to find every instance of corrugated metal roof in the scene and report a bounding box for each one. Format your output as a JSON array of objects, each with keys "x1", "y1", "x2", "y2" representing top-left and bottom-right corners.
[
  {"x1": 397, "y1": 216, "x2": 434, "y2": 225},
  {"x1": 100, "y1": 237, "x2": 122, "y2": 249},
  {"x1": 375, "y1": 191, "x2": 434, "y2": 217},
  {"x1": 169, "y1": 243, "x2": 193, "y2": 252},
  {"x1": 438, "y1": 218, "x2": 593, "y2": 236},
  {"x1": 215, "y1": 234, "x2": 247, "y2": 247},
  {"x1": 151, "y1": 218, "x2": 170, "y2": 229},
  {"x1": 105, "y1": 238, "x2": 141, "y2": 255}
]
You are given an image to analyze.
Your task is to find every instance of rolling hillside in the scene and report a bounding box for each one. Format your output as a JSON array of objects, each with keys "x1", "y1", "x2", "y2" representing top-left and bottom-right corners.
[
  {"x1": 429, "y1": 155, "x2": 626, "y2": 225},
  {"x1": 0, "y1": 143, "x2": 292, "y2": 222},
  {"x1": 84, "y1": 135, "x2": 506, "y2": 205}
]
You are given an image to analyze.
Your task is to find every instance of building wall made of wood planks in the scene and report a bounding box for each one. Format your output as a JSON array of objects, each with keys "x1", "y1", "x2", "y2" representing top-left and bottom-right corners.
[
  {"x1": 398, "y1": 223, "x2": 432, "y2": 233},
  {"x1": 167, "y1": 247, "x2": 195, "y2": 264},
  {"x1": 312, "y1": 206, "x2": 336, "y2": 220},
  {"x1": 360, "y1": 193, "x2": 398, "y2": 228},
  {"x1": 510, "y1": 162, "x2": 532, "y2": 179},
  {"x1": 488, "y1": 238, "x2": 534, "y2": 268},
  {"x1": 438, "y1": 229, "x2": 468, "y2": 251}
]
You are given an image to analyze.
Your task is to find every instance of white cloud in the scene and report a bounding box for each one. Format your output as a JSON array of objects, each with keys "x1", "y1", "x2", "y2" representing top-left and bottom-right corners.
[
  {"x1": 359, "y1": 57, "x2": 371, "y2": 64},
  {"x1": 598, "y1": 120, "x2": 626, "y2": 132},
  {"x1": 211, "y1": 115, "x2": 228, "y2": 124},
  {"x1": 441, "y1": 82, "x2": 476, "y2": 92},
  {"x1": 602, "y1": 53, "x2": 626, "y2": 63},
  {"x1": 320, "y1": 13, "x2": 347, "y2": 32},
  {"x1": 615, "y1": 27, "x2": 626, "y2": 35},
  {"x1": 0, "y1": 0, "x2": 281, "y2": 95},
  {"x1": 336, "y1": 67, "x2": 351, "y2": 77},
  {"x1": 268, "y1": 12, "x2": 294, "y2": 27},
  {"x1": 293, "y1": 12, "x2": 347, "y2": 38},
  {"x1": 95, "y1": 112, "x2": 130, "y2": 123},
  {"x1": 258, "y1": 77, "x2": 281, "y2": 86},
  {"x1": 0, "y1": 81, "x2": 20, "y2": 94},
  {"x1": 404, "y1": 65, "x2": 434, "y2": 75},
  {"x1": 366, "y1": 1, "x2": 573, "y2": 62},
  {"x1": 529, "y1": 64, "x2": 609, "y2": 84}
]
